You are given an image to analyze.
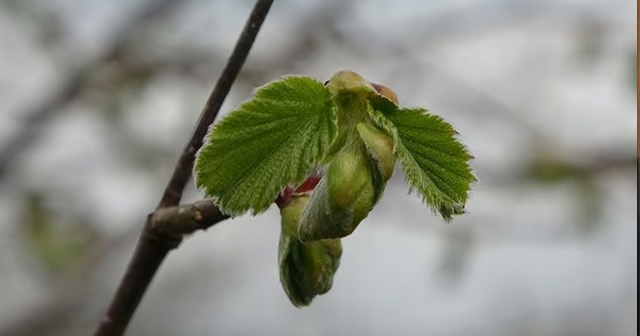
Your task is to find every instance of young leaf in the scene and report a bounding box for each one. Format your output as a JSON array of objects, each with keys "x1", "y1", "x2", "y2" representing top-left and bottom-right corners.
[
  {"x1": 194, "y1": 76, "x2": 337, "y2": 216},
  {"x1": 297, "y1": 150, "x2": 366, "y2": 242},
  {"x1": 380, "y1": 106, "x2": 476, "y2": 220},
  {"x1": 356, "y1": 122, "x2": 396, "y2": 180}
]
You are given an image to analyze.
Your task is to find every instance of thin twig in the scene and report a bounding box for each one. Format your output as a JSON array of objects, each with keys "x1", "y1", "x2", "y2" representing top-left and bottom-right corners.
[
  {"x1": 150, "y1": 199, "x2": 230, "y2": 236},
  {"x1": 92, "y1": 1, "x2": 274, "y2": 335},
  {"x1": 158, "y1": 0, "x2": 274, "y2": 209}
]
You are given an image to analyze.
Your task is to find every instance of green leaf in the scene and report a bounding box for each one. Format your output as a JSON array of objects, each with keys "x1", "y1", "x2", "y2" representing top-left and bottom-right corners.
[
  {"x1": 194, "y1": 76, "x2": 337, "y2": 216},
  {"x1": 378, "y1": 105, "x2": 476, "y2": 221}
]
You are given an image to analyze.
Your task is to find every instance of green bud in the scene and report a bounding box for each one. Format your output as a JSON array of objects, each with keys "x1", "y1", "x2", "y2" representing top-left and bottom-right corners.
[
  {"x1": 326, "y1": 147, "x2": 372, "y2": 212},
  {"x1": 298, "y1": 123, "x2": 396, "y2": 241},
  {"x1": 356, "y1": 122, "x2": 396, "y2": 181},
  {"x1": 297, "y1": 147, "x2": 369, "y2": 241},
  {"x1": 279, "y1": 194, "x2": 342, "y2": 307},
  {"x1": 348, "y1": 125, "x2": 396, "y2": 231}
]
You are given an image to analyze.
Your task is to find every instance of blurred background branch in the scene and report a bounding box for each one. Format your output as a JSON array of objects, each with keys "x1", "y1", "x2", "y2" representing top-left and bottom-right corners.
[{"x1": 0, "y1": 0, "x2": 180, "y2": 180}]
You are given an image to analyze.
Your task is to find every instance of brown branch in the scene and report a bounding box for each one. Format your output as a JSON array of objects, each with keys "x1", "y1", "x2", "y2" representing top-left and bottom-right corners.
[
  {"x1": 150, "y1": 199, "x2": 230, "y2": 236},
  {"x1": 92, "y1": 1, "x2": 274, "y2": 336},
  {"x1": 157, "y1": 0, "x2": 274, "y2": 208}
]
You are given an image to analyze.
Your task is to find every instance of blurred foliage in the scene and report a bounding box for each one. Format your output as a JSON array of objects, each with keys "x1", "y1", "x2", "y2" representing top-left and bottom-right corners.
[
  {"x1": 628, "y1": 48, "x2": 637, "y2": 92},
  {"x1": 0, "y1": 0, "x2": 65, "y2": 47},
  {"x1": 526, "y1": 154, "x2": 579, "y2": 184},
  {"x1": 22, "y1": 191, "x2": 97, "y2": 278},
  {"x1": 524, "y1": 147, "x2": 608, "y2": 235},
  {"x1": 435, "y1": 228, "x2": 474, "y2": 288},
  {"x1": 83, "y1": 56, "x2": 156, "y2": 122},
  {"x1": 573, "y1": 17, "x2": 607, "y2": 67},
  {"x1": 573, "y1": 177, "x2": 604, "y2": 235}
]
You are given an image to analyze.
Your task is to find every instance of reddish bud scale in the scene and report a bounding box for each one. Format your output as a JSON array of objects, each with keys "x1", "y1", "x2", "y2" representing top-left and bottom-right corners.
[
  {"x1": 276, "y1": 176, "x2": 322, "y2": 209},
  {"x1": 371, "y1": 83, "x2": 399, "y2": 105}
]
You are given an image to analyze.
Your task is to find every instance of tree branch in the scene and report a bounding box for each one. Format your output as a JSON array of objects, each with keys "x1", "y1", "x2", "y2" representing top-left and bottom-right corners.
[
  {"x1": 92, "y1": 1, "x2": 274, "y2": 335},
  {"x1": 150, "y1": 199, "x2": 230, "y2": 236},
  {"x1": 158, "y1": 0, "x2": 274, "y2": 209}
]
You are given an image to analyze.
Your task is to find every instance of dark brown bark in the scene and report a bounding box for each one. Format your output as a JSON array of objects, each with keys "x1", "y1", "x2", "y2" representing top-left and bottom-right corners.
[{"x1": 92, "y1": 1, "x2": 274, "y2": 335}]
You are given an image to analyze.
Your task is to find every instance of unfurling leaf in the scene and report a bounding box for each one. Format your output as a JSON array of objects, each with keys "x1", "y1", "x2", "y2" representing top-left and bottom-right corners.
[
  {"x1": 194, "y1": 76, "x2": 337, "y2": 216},
  {"x1": 356, "y1": 122, "x2": 396, "y2": 180},
  {"x1": 279, "y1": 194, "x2": 342, "y2": 307},
  {"x1": 378, "y1": 105, "x2": 476, "y2": 220},
  {"x1": 296, "y1": 71, "x2": 398, "y2": 241}
]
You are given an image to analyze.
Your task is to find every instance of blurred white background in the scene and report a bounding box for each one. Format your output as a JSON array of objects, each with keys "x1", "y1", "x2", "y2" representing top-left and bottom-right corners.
[{"x1": 0, "y1": 0, "x2": 636, "y2": 335}]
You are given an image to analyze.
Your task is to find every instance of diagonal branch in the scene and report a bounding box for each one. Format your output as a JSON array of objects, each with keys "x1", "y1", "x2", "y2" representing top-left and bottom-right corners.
[
  {"x1": 92, "y1": 1, "x2": 274, "y2": 336},
  {"x1": 157, "y1": 0, "x2": 273, "y2": 208}
]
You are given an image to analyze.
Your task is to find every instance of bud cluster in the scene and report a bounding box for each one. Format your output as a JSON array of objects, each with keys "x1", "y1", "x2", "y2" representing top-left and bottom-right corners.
[{"x1": 277, "y1": 80, "x2": 399, "y2": 306}]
